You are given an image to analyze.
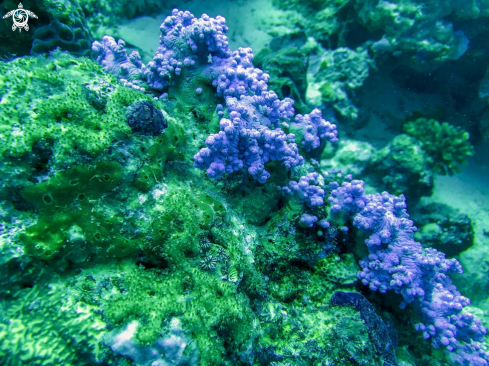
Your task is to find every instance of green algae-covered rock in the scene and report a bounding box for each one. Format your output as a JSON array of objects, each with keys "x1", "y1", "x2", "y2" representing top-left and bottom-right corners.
[
  {"x1": 101, "y1": 264, "x2": 256, "y2": 364},
  {"x1": 0, "y1": 53, "x2": 129, "y2": 164},
  {"x1": 19, "y1": 161, "x2": 135, "y2": 260},
  {"x1": 0, "y1": 52, "x2": 180, "y2": 201}
]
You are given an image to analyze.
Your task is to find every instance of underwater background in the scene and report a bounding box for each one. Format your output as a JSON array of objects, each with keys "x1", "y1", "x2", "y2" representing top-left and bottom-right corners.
[{"x1": 1, "y1": 0, "x2": 489, "y2": 365}]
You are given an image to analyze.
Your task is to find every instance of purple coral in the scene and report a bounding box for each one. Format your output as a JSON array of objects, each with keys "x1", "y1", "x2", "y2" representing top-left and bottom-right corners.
[
  {"x1": 282, "y1": 172, "x2": 325, "y2": 207},
  {"x1": 212, "y1": 47, "x2": 270, "y2": 98},
  {"x1": 299, "y1": 214, "x2": 318, "y2": 228},
  {"x1": 283, "y1": 170, "x2": 489, "y2": 363},
  {"x1": 92, "y1": 36, "x2": 147, "y2": 91},
  {"x1": 328, "y1": 178, "x2": 368, "y2": 215},
  {"x1": 193, "y1": 47, "x2": 302, "y2": 182},
  {"x1": 193, "y1": 91, "x2": 302, "y2": 182},
  {"x1": 329, "y1": 181, "x2": 489, "y2": 364},
  {"x1": 93, "y1": 9, "x2": 310, "y2": 183},
  {"x1": 319, "y1": 219, "x2": 330, "y2": 228},
  {"x1": 290, "y1": 108, "x2": 338, "y2": 151},
  {"x1": 92, "y1": 9, "x2": 231, "y2": 91},
  {"x1": 146, "y1": 9, "x2": 231, "y2": 89}
]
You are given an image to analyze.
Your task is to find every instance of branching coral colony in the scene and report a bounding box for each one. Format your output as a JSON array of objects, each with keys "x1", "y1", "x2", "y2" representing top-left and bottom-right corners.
[{"x1": 93, "y1": 9, "x2": 489, "y2": 365}]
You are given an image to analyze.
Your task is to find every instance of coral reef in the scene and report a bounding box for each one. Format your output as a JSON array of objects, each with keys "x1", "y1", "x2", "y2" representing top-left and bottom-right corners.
[
  {"x1": 1, "y1": 3, "x2": 489, "y2": 366},
  {"x1": 89, "y1": 8, "x2": 489, "y2": 362},
  {"x1": 356, "y1": 0, "x2": 470, "y2": 71},
  {"x1": 273, "y1": 0, "x2": 471, "y2": 72}
]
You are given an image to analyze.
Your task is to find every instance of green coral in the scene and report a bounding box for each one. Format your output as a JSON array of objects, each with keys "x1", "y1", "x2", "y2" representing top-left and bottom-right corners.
[
  {"x1": 336, "y1": 315, "x2": 373, "y2": 364},
  {"x1": 0, "y1": 286, "x2": 105, "y2": 365},
  {"x1": 258, "y1": 304, "x2": 365, "y2": 365},
  {"x1": 404, "y1": 118, "x2": 475, "y2": 175},
  {"x1": 131, "y1": 119, "x2": 188, "y2": 192},
  {"x1": 18, "y1": 161, "x2": 138, "y2": 261},
  {"x1": 311, "y1": 253, "x2": 358, "y2": 300},
  {"x1": 147, "y1": 185, "x2": 228, "y2": 264},
  {"x1": 225, "y1": 179, "x2": 283, "y2": 225},
  {"x1": 16, "y1": 139, "x2": 199, "y2": 264},
  {"x1": 31, "y1": 0, "x2": 93, "y2": 56}
]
